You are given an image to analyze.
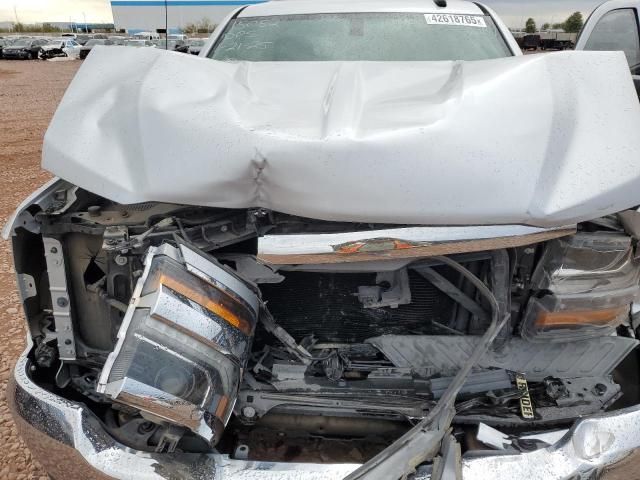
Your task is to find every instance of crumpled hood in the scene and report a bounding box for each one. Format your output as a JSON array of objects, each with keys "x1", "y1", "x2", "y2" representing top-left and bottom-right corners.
[{"x1": 43, "y1": 46, "x2": 640, "y2": 227}]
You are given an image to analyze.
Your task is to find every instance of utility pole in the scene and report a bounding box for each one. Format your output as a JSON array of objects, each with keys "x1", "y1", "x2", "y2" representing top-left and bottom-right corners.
[
  {"x1": 165, "y1": 0, "x2": 169, "y2": 49},
  {"x1": 13, "y1": 4, "x2": 19, "y2": 32},
  {"x1": 83, "y1": 12, "x2": 88, "y2": 33}
]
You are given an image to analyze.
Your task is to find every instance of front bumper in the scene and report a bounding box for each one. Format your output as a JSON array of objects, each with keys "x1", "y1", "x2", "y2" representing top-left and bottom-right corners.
[
  {"x1": 2, "y1": 51, "x2": 29, "y2": 59},
  {"x1": 8, "y1": 349, "x2": 640, "y2": 480}
]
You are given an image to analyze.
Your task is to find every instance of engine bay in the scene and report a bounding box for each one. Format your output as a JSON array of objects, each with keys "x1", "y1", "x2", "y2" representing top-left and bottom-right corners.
[{"x1": 11, "y1": 184, "x2": 640, "y2": 465}]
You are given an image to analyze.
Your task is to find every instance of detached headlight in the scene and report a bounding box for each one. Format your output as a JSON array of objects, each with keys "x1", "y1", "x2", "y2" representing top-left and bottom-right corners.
[
  {"x1": 97, "y1": 242, "x2": 259, "y2": 447},
  {"x1": 522, "y1": 233, "x2": 640, "y2": 342}
]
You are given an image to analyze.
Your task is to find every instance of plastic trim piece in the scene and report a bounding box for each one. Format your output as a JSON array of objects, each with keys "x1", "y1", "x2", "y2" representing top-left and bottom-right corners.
[{"x1": 258, "y1": 226, "x2": 575, "y2": 265}]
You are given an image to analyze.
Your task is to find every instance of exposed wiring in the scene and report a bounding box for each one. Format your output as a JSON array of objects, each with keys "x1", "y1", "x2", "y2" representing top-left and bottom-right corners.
[{"x1": 344, "y1": 253, "x2": 510, "y2": 480}]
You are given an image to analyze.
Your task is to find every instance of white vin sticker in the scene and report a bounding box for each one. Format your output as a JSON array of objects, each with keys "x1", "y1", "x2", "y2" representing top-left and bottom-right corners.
[{"x1": 425, "y1": 14, "x2": 487, "y2": 28}]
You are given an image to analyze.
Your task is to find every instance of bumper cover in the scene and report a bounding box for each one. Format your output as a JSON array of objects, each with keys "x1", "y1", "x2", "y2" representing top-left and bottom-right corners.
[
  {"x1": 3, "y1": 51, "x2": 29, "y2": 59},
  {"x1": 8, "y1": 349, "x2": 640, "y2": 480}
]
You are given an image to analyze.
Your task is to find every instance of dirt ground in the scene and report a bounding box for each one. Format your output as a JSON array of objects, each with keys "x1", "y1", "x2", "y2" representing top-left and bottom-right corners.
[{"x1": 0, "y1": 59, "x2": 80, "y2": 479}]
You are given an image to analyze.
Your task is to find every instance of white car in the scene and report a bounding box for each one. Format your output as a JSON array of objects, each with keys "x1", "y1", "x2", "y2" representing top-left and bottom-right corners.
[
  {"x1": 39, "y1": 38, "x2": 82, "y2": 59},
  {"x1": 124, "y1": 39, "x2": 155, "y2": 48}
]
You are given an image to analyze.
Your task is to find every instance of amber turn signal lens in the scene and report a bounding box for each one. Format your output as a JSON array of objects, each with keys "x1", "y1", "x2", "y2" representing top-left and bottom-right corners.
[
  {"x1": 535, "y1": 306, "x2": 629, "y2": 328},
  {"x1": 159, "y1": 274, "x2": 254, "y2": 335}
]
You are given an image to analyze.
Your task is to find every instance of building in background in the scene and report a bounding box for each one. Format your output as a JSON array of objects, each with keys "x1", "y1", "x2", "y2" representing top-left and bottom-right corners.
[{"x1": 110, "y1": 0, "x2": 265, "y2": 34}]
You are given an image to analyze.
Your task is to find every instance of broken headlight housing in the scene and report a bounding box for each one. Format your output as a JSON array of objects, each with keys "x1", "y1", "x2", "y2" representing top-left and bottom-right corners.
[
  {"x1": 97, "y1": 243, "x2": 259, "y2": 447},
  {"x1": 522, "y1": 233, "x2": 640, "y2": 342}
]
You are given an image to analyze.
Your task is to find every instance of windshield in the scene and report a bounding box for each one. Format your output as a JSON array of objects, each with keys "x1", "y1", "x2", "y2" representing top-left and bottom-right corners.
[
  {"x1": 209, "y1": 12, "x2": 512, "y2": 61},
  {"x1": 12, "y1": 40, "x2": 32, "y2": 47},
  {"x1": 85, "y1": 39, "x2": 105, "y2": 46}
]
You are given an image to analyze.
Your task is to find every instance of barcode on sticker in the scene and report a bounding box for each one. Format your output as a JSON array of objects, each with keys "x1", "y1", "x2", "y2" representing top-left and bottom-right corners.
[{"x1": 425, "y1": 14, "x2": 487, "y2": 28}]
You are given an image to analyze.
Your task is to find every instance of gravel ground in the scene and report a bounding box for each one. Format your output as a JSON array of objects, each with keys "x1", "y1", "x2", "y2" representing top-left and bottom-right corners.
[{"x1": 0, "y1": 59, "x2": 80, "y2": 480}]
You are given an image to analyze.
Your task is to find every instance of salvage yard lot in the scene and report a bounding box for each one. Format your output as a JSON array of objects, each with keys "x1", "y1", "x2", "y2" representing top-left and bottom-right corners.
[{"x1": 0, "y1": 59, "x2": 79, "y2": 479}]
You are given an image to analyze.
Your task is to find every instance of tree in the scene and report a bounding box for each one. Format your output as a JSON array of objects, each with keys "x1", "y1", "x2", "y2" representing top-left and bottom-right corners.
[
  {"x1": 525, "y1": 18, "x2": 536, "y2": 33},
  {"x1": 563, "y1": 12, "x2": 583, "y2": 33},
  {"x1": 552, "y1": 22, "x2": 565, "y2": 30},
  {"x1": 41, "y1": 23, "x2": 62, "y2": 33},
  {"x1": 541, "y1": 22, "x2": 550, "y2": 31},
  {"x1": 184, "y1": 22, "x2": 198, "y2": 35},
  {"x1": 198, "y1": 17, "x2": 216, "y2": 34}
]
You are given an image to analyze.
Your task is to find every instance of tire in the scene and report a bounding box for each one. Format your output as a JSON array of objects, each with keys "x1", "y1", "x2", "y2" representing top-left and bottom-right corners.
[{"x1": 27, "y1": 51, "x2": 33, "y2": 60}]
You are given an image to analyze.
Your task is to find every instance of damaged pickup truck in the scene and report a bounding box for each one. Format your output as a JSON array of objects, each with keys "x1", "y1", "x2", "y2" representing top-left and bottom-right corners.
[{"x1": 5, "y1": 0, "x2": 640, "y2": 479}]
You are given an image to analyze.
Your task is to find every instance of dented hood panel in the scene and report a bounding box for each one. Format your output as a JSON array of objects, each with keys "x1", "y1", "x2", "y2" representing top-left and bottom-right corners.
[{"x1": 43, "y1": 47, "x2": 640, "y2": 227}]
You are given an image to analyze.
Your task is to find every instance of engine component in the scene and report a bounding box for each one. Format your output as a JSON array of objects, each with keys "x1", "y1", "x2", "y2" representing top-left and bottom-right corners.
[
  {"x1": 356, "y1": 269, "x2": 411, "y2": 309},
  {"x1": 258, "y1": 270, "x2": 455, "y2": 344},
  {"x1": 366, "y1": 334, "x2": 639, "y2": 381},
  {"x1": 97, "y1": 242, "x2": 259, "y2": 446},
  {"x1": 522, "y1": 233, "x2": 640, "y2": 342},
  {"x1": 456, "y1": 375, "x2": 621, "y2": 425},
  {"x1": 237, "y1": 369, "x2": 512, "y2": 422},
  {"x1": 236, "y1": 389, "x2": 432, "y2": 421}
]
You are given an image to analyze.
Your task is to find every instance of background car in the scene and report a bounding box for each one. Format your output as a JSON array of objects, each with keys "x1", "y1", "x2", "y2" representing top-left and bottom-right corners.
[
  {"x1": 124, "y1": 39, "x2": 154, "y2": 48},
  {"x1": 153, "y1": 38, "x2": 188, "y2": 52},
  {"x1": 107, "y1": 35, "x2": 127, "y2": 45},
  {"x1": 575, "y1": 0, "x2": 640, "y2": 95},
  {"x1": 79, "y1": 39, "x2": 114, "y2": 59},
  {"x1": 39, "y1": 38, "x2": 82, "y2": 59},
  {"x1": 188, "y1": 39, "x2": 205, "y2": 55},
  {"x1": 2, "y1": 38, "x2": 48, "y2": 60},
  {"x1": 75, "y1": 34, "x2": 91, "y2": 45}
]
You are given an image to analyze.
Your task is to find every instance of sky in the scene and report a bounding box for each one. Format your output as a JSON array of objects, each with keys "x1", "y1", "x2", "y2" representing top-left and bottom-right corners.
[{"x1": 0, "y1": 0, "x2": 605, "y2": 28}]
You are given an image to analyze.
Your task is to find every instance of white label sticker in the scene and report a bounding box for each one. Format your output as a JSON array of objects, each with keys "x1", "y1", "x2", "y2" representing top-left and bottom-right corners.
[{"x1": 425, "y1": 13, "x2": 487, "y2": 28}]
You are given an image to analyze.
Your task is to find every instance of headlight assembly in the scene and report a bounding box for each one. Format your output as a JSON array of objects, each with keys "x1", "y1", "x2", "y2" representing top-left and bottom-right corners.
[
  {"x1": 522, "y1": 233, "x2": 640, "y2": 342},
  {"x1": 97, "y1": 242, "x2": 259, "y2": 447}
]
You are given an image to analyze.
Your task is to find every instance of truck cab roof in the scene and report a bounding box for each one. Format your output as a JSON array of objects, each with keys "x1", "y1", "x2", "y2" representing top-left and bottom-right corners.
[{"x1": 239, "y1": 0, "x2": 486, "y2": 17}]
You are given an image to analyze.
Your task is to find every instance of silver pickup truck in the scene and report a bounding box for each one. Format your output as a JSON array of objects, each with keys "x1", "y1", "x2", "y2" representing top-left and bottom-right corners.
[{"x1": 5, "y1": 0, "x2": 640, "y2": 479}]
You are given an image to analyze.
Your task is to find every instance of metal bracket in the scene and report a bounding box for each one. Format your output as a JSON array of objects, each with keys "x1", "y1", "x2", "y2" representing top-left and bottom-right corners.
[
  {"x1": 102, "y1": 225, "x2": 129, "y2": 252},
  {"x1": 357, "y1": 269, "x2": 411, "y2": 309},
  {"x1": 16, "y1": 274, "x2": 37, "y2": 301},
  {"x1": 43, "y1": 237, "x2": 76, "y2": 360}
]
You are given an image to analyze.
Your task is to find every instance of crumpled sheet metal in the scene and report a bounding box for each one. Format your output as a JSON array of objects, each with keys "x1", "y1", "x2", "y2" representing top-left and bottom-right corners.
[{"x1": 43, "y1": 47, "x2": 640, "y2": 227}]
